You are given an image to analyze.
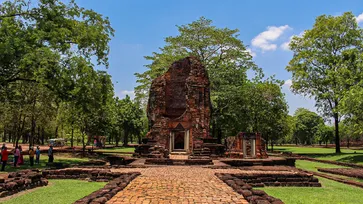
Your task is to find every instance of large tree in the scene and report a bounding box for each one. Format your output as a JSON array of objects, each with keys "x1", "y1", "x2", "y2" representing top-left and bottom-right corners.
[
  {"x1": 0, "y1": 0, "x2": 114, "y2": 97},
  {"x1": 135, "y1": 17, "x2": 262, "y2": 141},
  {"x1": 286, "y1": 12, "x2": 363, "y2": 153}
]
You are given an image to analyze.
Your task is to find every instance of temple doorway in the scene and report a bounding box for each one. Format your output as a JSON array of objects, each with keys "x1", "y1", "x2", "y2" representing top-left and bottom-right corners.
[
  {"x1": 174, "y1": 131, "x2": 185, "y2": 150},
  {"x1": 170, "y1": 129, "x2": 190, "y2": 152}
]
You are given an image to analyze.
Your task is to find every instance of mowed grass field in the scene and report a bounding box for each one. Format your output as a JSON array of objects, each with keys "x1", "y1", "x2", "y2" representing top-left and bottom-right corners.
[
  {"x1": 1, "y1": 180, "x2": 106, "y2": 204},
  {"x1": 261, "y1": 146, "x2": 363, "y2": 204},
  {"x1": 272, "y1": 146, "x2": 363, "y2": 165},
  {"x1": 262, "y1": 146, "x2": 363, "y2": 204},
  {"x1": 94, "y1": 146, "x2": 135, "y2": 153},
  {"x1": 260, "y1": 176, "x2": 363, "y2": 204}
]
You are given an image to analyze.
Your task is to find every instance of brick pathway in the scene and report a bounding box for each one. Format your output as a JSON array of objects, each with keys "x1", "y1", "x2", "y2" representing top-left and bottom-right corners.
[{"x1": 107, "y1": 166, "x2": 248, "y2": 204}]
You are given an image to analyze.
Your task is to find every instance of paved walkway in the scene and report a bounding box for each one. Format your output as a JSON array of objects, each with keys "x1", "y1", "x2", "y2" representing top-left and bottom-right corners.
[{"x1": 107, "y1": 166, "x2": 248, "y2": 204}]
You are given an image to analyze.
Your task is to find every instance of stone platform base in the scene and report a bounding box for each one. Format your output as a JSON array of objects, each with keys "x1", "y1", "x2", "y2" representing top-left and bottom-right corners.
[{"x1": 145, "y1": 158, "x2": 213, "y2": 165}]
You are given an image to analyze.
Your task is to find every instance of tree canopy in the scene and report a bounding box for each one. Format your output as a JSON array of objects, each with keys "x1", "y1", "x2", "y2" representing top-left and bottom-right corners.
[{"x1": 287, "y1": 12, "x2": 363, "y2": 153}]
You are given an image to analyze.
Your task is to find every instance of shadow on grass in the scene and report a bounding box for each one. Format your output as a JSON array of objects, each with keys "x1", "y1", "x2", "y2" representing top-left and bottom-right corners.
[
  {"x1": 1, "y1": 156, "x2": 88, "y2": 173},
  {"x1": 336, "y1": 155, "x2": 363, "y2": 164}
]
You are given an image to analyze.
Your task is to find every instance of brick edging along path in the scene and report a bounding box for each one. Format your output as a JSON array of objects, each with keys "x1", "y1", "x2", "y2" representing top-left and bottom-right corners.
[{"x1": 74, "y1": 172, "x2": 140, "y2": 204}]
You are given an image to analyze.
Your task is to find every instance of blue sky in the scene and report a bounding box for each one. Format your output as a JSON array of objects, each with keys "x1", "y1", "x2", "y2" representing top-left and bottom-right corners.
[{"x1": 72, "y1": 0, "x2": 363, "y2": 115}]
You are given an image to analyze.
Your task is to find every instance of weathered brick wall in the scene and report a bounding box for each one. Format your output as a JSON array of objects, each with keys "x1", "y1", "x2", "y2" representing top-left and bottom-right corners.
[{"x1": 147, "y1": 57, "x2": 211, "y2": 152}]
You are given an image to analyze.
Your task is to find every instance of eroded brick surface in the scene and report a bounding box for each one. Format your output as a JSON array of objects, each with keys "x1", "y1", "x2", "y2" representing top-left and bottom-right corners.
[{"x1": 107, "y1": 167, "x2": 248, "y2": 204}]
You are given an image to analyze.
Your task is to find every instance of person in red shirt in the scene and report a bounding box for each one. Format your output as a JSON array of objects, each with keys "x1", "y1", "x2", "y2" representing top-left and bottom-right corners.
[{"x1": 1, "y1": 147, "x2": 9, "y2": 171}]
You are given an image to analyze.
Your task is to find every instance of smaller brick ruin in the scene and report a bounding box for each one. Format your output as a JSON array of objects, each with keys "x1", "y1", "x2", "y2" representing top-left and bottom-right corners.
[
  {"x1": 226, "y1": 132, "x2": 268, "y2": 159},
  {"x1": 146, "y1": 56, "x2": 212, "y2": 154}
]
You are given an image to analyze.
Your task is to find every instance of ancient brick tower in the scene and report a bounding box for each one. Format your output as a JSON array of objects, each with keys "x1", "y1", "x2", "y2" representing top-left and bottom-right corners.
[{"x1": 146, "y1": 56, "x2": 211, "y2": 153}]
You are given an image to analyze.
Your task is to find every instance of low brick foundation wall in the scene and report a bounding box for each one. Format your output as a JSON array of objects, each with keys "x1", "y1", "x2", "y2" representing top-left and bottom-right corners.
[
  {"x1": 106, "y1": 156, "x2": 135, "y2": 166},
  {"x1": 144, "y1": 158, "x2": 213, "y2": 165},
  {"x1": 221, "y1": 157, "x2": 296, "y2": 167},
  {"x1": 216, "y1": 173, "x2": 284, "y2": 204},
  {"x1": 42, "y1": 168, "x2": 124, "y2": 182},
  {"x1": 231, "y1": 172, "x2": 321, "y2": 187},
  {"x1": 300, "y1": 157, "x2": 363, "y2": 168},
  {"x1": 318, "y1": 168, "x2": 363, "y2": 179},
  {"x1": 0, "y1": 170, "x2": 48, "y2": 198},
  {"x1": 74, "y1": 172, "x2": 140, "y2": 204},
  {"x1": 300, "y1": 169, "x2": 363, "y2": 189}
]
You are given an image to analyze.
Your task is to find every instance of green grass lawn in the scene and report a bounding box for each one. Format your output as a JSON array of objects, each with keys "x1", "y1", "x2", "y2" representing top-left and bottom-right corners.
[
  {"x1": 295, "y1": 160, "x2": 349, "y2": 172},
  {"x1": 272, "y1": 146, "x2": 363, "y2": 154},
  {"x1": 259, "y1": 177, "x2": 363, "y2": 204},
  {"x1": 0, "y1": 153, "x2": 89, "y2": 173},
  {"x1": 296, "y1": 160, "x2": 363, "y2": 183},
  {"x1": 272, "y1": 146, "x2": 363, "y2": 165},
  {"x1": 2, "y1": 179, "x2": 106, "y2": 204},
  {"x1": 94, "y1": 146, "x2": 135, "y2": 153}
]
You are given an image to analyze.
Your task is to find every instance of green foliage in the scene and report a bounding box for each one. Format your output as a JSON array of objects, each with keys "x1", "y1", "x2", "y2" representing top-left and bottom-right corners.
[
  {"x1": 316, "y1": 124, "x2": 334, "y2": 146},
  {"x1": 0, "y1": 0, "x2": 147, "y2": 148},
  {"x1": 287, "y1": 12, "x2": 363, "y2": 153},
  {"x1": 113, "y1": 96, "x2": 144, "y2": 146},
  {"x1": 293, "y1": 108, "x2": 324, "y2": 145}
]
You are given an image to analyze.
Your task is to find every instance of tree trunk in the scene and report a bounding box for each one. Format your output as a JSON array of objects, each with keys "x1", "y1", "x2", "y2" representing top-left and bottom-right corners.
[
  {"x1": 115, "y1": 131, "x2": 120, "y2": 147},
  {"x1": 271, "y1": 140, "x2": 274, "y2": 151},
  {"x1": 54, "y1": 125, "x2": 58, "y2": 139},
  {"x1": 30, "y1": 116, "x2": 36, "y2": 147},
  {"x1": 334, "y1": 113, "x2": 341, "y2": 153},
  {"x1": 71, "y1": 125, "x2": 74, "y2": 148},
  {"x1": 82, "y1": 132, "x2": 86, "y2": 155},
  {"x1": 41, "y1": 127, "x2": 45, "y2": 145},
  {"x1": 3, "y1": 128, "x2": 6, "y2": 142},
  {"x1": 37, "y1": 126, "x2": 40, "y2": 144},
  {"x1": 123, "y1": 128, "x2": 129, "y2": 147},
  {"x1": 8, "y1": 131, "x2": 11, "y2": 143},
  {"x1": 217, "y1": 127, "x2": 222, "y2": 144},
  {"x1": 347, "y1": 137, "x2": 350, "y2": 149}
]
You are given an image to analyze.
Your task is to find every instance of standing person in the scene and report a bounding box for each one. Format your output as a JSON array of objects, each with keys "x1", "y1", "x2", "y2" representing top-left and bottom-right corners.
[
  {"x1": 17, "y1": 145, "x2": 24, "y2": 165},
  {"x1": 1, "y1": 147, "x2": 9, "y2": 171},
  {"x1": 35, "y1": 146, "x2": 41, "y2": 165},
  {"x1": 48, "y1": 145, "x2": 54, "y2": 163},
  {"x1": 29, "y1": 147, "x2": 35, "y2": 166},
  {"x1": 13, "y1": 146, "x2": 20, "y2": 167}
]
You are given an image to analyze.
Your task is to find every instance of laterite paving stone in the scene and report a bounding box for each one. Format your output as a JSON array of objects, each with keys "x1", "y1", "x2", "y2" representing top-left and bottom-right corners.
[{"x1": 107, "y1": 166, "x2": 248, "y2": 204}]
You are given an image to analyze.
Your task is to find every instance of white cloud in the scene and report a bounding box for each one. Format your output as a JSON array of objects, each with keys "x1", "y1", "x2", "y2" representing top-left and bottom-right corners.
[
  {"x1": 356, "y1": 13, "x2": 363, "y2": 24},
  {"x1": 283, "y1": 79, "x2": 293, "y2": 89},
  {"x1": 251, "y1": 25, "x2": 291, "y2": 51},
  {"x1": 280, "y1": 41, "x2": 290, "y2": 51},
  {"x1": 117, "y1": 90, "x2": 135, "y2": 99},
  {"x1": 280, "y1": 31, "x2": 305, "y2": 51},
  {"x1": 246, "y1": 48, "x2": 256, "y2": 57}
]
